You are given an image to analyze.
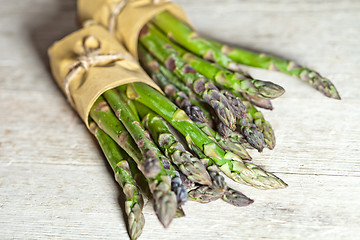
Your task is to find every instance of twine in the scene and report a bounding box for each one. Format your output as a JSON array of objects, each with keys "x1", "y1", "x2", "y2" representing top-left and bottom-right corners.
[
  {"x1": 64, "y1": 35, "x2": 135, "y2": 107},
  {"x1": 108, "y1": 0, "x2": 171, "y2": 34}
]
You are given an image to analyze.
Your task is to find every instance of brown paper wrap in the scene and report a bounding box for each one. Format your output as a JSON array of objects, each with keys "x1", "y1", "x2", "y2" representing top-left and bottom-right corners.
[
  {"x1": 77, "y1": 0, "x2": 190, "y2": 58},
  {"x1": 48, "y1": 25, "x2": 161, "y2": 128}
]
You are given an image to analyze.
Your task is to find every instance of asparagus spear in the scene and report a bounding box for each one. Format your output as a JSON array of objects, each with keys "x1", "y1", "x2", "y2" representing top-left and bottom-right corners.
[
  {"x1": 151, "y1": 11, "x2": 237, "y2": 71},
  {"x1": 90, "y1": 124, "x2": 145, "y2": 240},
  {"x1": 103, "y1": 89, "x2": 161, "y2": 178},
  {"x1": 147, "y1": 23, "x2": 284, "y2": 100},
  {"x1": 139, "y1": 23, "x2": 237, "y2": 131},
  {"x1": 89, "y1": 96, "x2": 142, "y2": 165},
  {"x1": 127, "y1": 82, "x2": 287, "y2": 189},
  {"x1": 152, "y1": 11, "x2": 340, "y2": 100},
  {"x1": 138, "y1": 44, "x2": 207, "y2": 123},
  {"x1": 211, "y1": 40, "x2": 340, "y2": 99},
  {"x1": 90, "y1": 96, "x2": 178, "y2": 227}
]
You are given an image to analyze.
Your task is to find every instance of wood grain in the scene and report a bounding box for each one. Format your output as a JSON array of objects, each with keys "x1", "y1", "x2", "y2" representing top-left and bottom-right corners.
[{"x1": 0, "y1": 0, "x2": 359, "y2": 239}]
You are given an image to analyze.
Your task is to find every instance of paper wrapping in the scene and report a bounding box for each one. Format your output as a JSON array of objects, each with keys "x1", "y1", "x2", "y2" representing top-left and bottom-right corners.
[
  {"x1": 77, "y1": 0, "x2": 190, "y2": 58},
  {"x1": 48, "y1": 25, "x2": 162, "y2": 128}
]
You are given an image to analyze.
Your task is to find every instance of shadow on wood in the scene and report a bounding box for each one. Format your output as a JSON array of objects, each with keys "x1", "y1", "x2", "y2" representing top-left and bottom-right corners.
[
  {"x1": 27, "y1": 0, "x2": 78, "y2": 74},
  {"x1": 25, "y1": 0, "x2": 129, "y2": 235}
]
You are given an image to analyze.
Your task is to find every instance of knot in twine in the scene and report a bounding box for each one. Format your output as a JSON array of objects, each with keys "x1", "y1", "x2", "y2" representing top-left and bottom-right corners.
[
  {"x1": 64, "y1": 35, "x2": 135, "y2": 107},
  {"x1": 109, "y1": 0, "x2": 171, "y2": 34}
]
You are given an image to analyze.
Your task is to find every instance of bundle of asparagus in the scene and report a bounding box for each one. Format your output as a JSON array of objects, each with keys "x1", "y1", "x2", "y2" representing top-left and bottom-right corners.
[{"x1": 49, "y1": 2, "x2": 341, "y2": 239}]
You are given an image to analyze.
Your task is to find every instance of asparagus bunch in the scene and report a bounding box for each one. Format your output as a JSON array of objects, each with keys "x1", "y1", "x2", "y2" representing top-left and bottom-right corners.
[
  {"x1": 51, "y1": 4, "x2": 341, "y2": 240},
  {"x1": 86, "y1": 7, "x2": 342, "y2": 238}
]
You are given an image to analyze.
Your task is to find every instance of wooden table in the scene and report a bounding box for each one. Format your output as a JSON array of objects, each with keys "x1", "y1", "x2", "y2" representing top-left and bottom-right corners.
[{"x1": 1, "y1": 0, "x2": 359, "y2": 239}]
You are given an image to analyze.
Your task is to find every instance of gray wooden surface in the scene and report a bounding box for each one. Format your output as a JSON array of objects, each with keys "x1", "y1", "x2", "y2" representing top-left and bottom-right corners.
[{"x1": 1, "y1": 0, "x2": 360, "y2": 239}]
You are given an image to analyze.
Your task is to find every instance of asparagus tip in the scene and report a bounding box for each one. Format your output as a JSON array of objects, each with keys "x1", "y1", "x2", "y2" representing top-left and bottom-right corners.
[
  {"x1": 171, "y1": 174, "x2": 188, "y2": 206},
  {"x1": 142, "y1": 150, "x2": 161, "y2": 178},
  {"x1": 128, "y1": 203, "x2": 145, "y2": 240},
  {"x1": 299, "y1": 70, "x2": 341, "y2": 100},
  {"x1": 221, "y1": 188, "x2": 254, "y2": 207},
  {"x1": 244, "y1": 93, "x2": 274, "y2": 110},
  {"x1": 185, "y1": 105, "x2": 208, "y2": 123},
  {"x1": 240, "y1": 120, "x2": 265, "y2": 152},
  {"x1": 188, "y1": 185, "x2": 224, "y2": 203},
  {"x1": 244, "y1": 162, "x2": 288, "y2": 189},
  {"x1": 255, "y1": 80, "x2": 286, "y2": 99},
  {"x1": 154, "y1": 191, "x2": 177, "y2": 228}
]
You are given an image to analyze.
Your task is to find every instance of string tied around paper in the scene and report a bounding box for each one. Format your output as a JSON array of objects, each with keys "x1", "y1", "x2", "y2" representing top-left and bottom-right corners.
[
  {"x1": 108, "y1": 0, "x2": 171, "y2": 34},
  {"x1": 64, "y1": 35, "x2": 136, "y2": 107}
]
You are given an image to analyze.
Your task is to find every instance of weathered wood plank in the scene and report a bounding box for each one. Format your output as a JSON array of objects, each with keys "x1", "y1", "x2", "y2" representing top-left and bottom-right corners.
[{"x1": 0, "y1": 0, "x2": 359, "y2": 239}]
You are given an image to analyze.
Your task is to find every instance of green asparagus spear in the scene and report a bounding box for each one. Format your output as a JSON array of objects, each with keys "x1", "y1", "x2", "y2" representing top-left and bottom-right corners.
[
  {"x1": 103, "y1": 89, "x2": 162, "y2": 178},
  {"x1": 90, "y1": 124, "x2": 145, "y2": 240},
  {"x1": 127, "y1": 82, "x2": 287, "y2": 189},
  {"x1": 89, "y1": 96, "x2": 142, "y2": 165},
  {"x1": 139, "y1": 23, "x2": 237, "y2": 131},
  {"x1": 151, "y1": 11, "x2": 235, "y2": 70},
  {"x1": 138, "y1": 44, "x2": 207, "y2": 123},
  {"x1": 210, "y1": 41, "x2": 341, "y2": 99}
]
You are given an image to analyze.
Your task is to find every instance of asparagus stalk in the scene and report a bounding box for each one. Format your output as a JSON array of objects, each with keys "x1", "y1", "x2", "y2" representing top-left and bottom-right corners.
[
  {"x1": 103, "y1": 89, "x2": 162, "y2": 178},
  {"x1": 89, "y1": 96, "x2": 142, "y2": 165},
  {"x1": 152, "y1": 11, "x2": 340, "y2": 100},
  {"x1": 138, "y1": 42, "x2": 263, "y2": 151},
  {"x1": 90, "y1": 96, "x2": 178, "y2": 227},
  {"x1": 210, "y1": 40, "x2": 341, "y2": 99},
  {"x1": 138, "y1": 44, "x2": 207, "y2": 123},
  {"x1": 90, "y1": 124, "x2": 145, "y2": 240},
  {"x1": 151, "y1": 11, "x2": 237, "y2": 71},
  {"x1": 127, "y1": 82, "x2": 287, "y2": 189},
  {"x1": 139, "y1": 23, "x2": 237, "y2": 131}
]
